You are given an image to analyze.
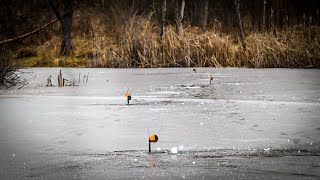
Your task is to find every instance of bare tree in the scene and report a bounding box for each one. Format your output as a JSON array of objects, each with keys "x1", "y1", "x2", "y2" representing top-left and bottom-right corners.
[
  {"x1": 202, "y1": 0, "x2": 209, "y2": 29},
  {"x1": 234, "y1": 0, "x2": 246, "y2": 50},
  {"x1": 160, "y1": 0, "x2": 166, "y2": 39},
  {"x1": 262, "y1": 0, "x2": 266, "y2": 31},
  {"x1": 175, "y1": 0, "x2": 185, "y2": 35},
  {"x1": 193, "y1": 0, "x2": 209, "y2": 29},
  {"x1": 48, "y1": 0, "x2": 75, "y2": 56}
]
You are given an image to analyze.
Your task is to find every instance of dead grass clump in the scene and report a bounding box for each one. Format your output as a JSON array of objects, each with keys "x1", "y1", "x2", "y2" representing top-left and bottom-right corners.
[
  {"x1": 245, "y1": 26, "x2": 320, "y2": 68},
  {"x1": 16, "y1": 47, "x2": 37, "y2": 58},
  {"x1": 117, "y1": 14, "x2": 159, "y2": 67},
  {"x1": 1, "y1": 52, "x2": 28, "y2": 89},
  {"x1": 118, "y1": 15, "x2": 237, "y2": 68}
]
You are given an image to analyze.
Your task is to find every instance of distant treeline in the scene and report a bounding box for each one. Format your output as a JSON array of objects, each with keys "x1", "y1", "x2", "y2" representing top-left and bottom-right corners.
[
  {"x1": 94, "y1": 0, "x2": 320, "y2": 31},
  {"x1": 1, "y1": 0, "x2": 319, "y2": 38}
]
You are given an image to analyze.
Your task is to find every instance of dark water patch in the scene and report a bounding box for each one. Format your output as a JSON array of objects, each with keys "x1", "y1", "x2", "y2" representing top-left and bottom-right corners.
[
  {"x1": 77, "y1": 148, "x2": 320, "y2": 159},
  {"x1": 179, "y1": 84, "x2": 214, "y2": 89},
  {"x1": 297, "y1": 107, "x2": 314, "y2": 113},
  {"x1": 291, "y1": 139, "x2": 301, "y2": 145},
  {"x1": 252, "y1": 169, "x2": 320, "y2": 178},
  {"x1": 87, "y1": 103, "x2": 131, "y2": 107},
  {"x1": 113, "y1": 150, "x2": 167, "y2": 155},
  {"x1": 133, "y1": 73, "x2": 177, "y2": 76},
  {"x1": 232, "y1": 120, "x2": 245, "y2": 125},
  {"x1": 166, "y1": 148, "x2": 320, "y2": 158},
  {"x1": 219, "y1": 164, "x2": 239, "y2": 168},
  {"x1": 252, "y1": 149, "x2": 320, "y2": 157},
  {"x1": 58, "y1": 164, "x2": 83, "y2": 171},
  {"x1": 200, "y1": 84, "x2": 213, "y2": 88},
  {"x1": 44, "y1": 148, "x2": 54, "y2": 152},
  {"x1": 303, "y1": 135, "x2": 312, "y2": 140},
  {"x1": 75, "y1": 132, "x2": 84, "y2": 136},
  {"x1": 280, "y1": 132, "x2": 288, "y2": 136},
  {"x1": 87, "y1": 100, "x2": 186, "y2": 107},
  {"x1": 58, "y1": 140, "x2": 67, "y2": 145},
  {"x1": 21, "y1": 148, "x2": 320, "y2": 179}
]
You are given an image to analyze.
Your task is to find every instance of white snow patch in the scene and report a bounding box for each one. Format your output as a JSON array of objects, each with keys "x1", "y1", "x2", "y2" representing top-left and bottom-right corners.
[
  {"x1": 171, "y1": 147, "x2": 178, "y2": 154},
  {"x1": 178, "y1": 145, "x2": 184, "y2": 150}
]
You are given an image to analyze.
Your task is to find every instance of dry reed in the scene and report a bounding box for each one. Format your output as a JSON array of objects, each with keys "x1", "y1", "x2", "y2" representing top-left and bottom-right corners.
[
  {"x1": 17, "y1": 13, "x2": 320, "y2": 68},
  {"x1": 117, "y1": 15, "x2": 320, "y2": 68}
]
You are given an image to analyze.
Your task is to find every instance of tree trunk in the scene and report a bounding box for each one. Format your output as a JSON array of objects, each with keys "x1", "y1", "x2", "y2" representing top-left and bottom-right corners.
[
  {"x1": 278, "y1": 0, "x2": 284, "y2": 29},
  {"x1": 160, "y1": 0, "x2": 166, "y2": 65},
  {"x1": 318, "y1": 9, "x2": 320, "y2": 26},
  {"x1": 61, "y1": 0, "x2": 74, "y2": 56},
  {"x1": 311, "y1": 7, "x2": 318, "y2": 25},
  {"x1": 271, "y1": 5, "x2": 276, "y2": 35},
  {"x1": 276, "y1": 0, "x2": 281, "y2": 28},
  {"x1": 256, "y1": 0, "x2": 262, "y2": 31},
  {"x1": 266, "y1": 0, "x2": 272, "y2": 31},
  {"x1": 175, "y1": 0, "x2": 185, "y2": 36},
  {"x1": 48, "y1": 0, "x2": 74, "y2": 56},
  {"x1": 234, "y1": 0, "x2": 246, "y2": 50},
  {"x1": 262, "y1": 0, "x2": 266, "y2": 31},
  {"x1": 287, "y1": 0, "x2": 296, "y2": 27},
  {"x1": 251, "y1": 0, "x2": 255, "y2": 31},
  {"x1": 222, "y1": 0, "x2": 230, "y2": 31},
  {"x1": 202, "y1": 0, "x2": 209, "y2": 29},
  {"x1": 160, "y1": 0, "x2": 166, "y2": 39}
]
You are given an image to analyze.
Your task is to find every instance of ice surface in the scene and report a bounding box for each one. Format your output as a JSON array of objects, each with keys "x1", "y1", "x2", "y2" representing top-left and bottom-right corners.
[{"x1": 0, "y1": 68, "x2": 320, "y2": 179}]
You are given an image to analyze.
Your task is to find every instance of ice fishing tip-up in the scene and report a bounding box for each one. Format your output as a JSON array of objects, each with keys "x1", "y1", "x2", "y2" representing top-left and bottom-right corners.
[{"x1": 148, "y1": 134, "x2": 158, "y2": 153}]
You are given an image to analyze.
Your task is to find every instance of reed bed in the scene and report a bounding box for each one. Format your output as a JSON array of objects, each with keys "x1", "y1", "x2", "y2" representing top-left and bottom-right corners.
[
  {"x1": 18, "y1": 14, "x2": 320, "y2": 68},
  {"x1": 116, "y1": 15, "x2": 320, "y2": 68}
]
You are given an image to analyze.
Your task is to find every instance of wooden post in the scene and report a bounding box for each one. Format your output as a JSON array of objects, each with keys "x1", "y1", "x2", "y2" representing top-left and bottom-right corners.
[
  {"x1": 58, "y1": 70, "x2": 63, "y2": 87},
  {"x1": 127, "y1": 95, "x2": 131, "y2": 105}
]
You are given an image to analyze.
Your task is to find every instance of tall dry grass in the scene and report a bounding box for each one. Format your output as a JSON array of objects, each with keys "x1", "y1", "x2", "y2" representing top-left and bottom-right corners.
[
  {"x1": 117, "y1": 15, "x2": 238, "y2": 68},
  {"x1": 244, "y1": 26, "x2": 320, "y2": 68},
  {"x1": 17, "y1": 11, "x2": 320, "y2": 68},
  {"x1": 117, "y1": 15, "x2": 320, "y2": 68}
]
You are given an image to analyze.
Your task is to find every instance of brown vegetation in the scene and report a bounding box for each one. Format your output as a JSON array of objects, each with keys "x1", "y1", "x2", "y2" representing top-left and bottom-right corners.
[
  {"x1": 0, "y1": 51, "x2": 28, "y2": 89},
  {"x1": 2, "y1": 0, "x2": 320, "y2": 68},
  {"x1": 21, "y1": 13, "x2": 319, "y2": 68},
  {"x1": 120, "y1": 16, "x2": 320, "y2": 68}
]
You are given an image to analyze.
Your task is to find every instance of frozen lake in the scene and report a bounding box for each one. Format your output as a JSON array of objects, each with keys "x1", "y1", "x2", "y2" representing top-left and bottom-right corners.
[{"x1": 0, "y1": 68, "x2": 320, "y2": 179}]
